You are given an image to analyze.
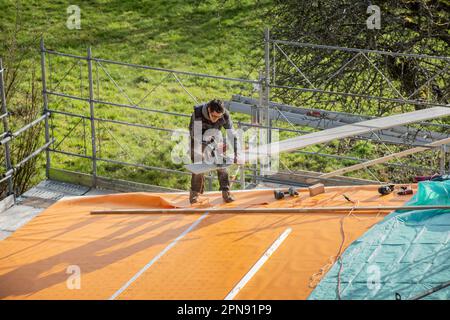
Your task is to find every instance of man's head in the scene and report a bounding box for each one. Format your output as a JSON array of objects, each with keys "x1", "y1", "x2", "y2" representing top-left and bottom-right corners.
[{"x1": 207, "y1": 99, "x2": 225, "y2": 123}]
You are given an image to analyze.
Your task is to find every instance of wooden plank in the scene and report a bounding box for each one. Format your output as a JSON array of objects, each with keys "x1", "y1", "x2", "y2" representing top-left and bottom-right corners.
[
  {"x1": 49, "y1": 168, "x2": 183, "y2": 193},
  {"x1": 320, "y1": 136, "x2": 450, "y2": 179},
  {"x1": 264, "y1": 170, "x2": 376, "y2": 186},
  {"x1": 184, "y1": 162, "x2": 232, "y2": 174},
  {"x1": 246, "y1": 107, "x2": 450, "y2": 162},
  {"x1": 91, "y1": 205, "x2": 450, "y2": 215},
  {"x1": 0, "y1": 195, "x2": 14, "y2": 213},
  {"x1": 49, "y1": 168, "x2": 93, "y2": 187},
  {"x1": 183, "y1": 107, "x2": 450, "y2": 175},
  {"x1": 227, "y1": 100, "x2": 434, "y2": 145},
  {"x1": 232, "y1": 95, "x2": 448, "y2": 142},
  {"x1": 308, "y1": 183, "x2": 325, "y2": 196}
]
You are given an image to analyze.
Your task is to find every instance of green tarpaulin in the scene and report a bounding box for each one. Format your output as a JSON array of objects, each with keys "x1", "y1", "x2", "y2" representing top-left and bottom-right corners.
[{"x1": 308, "y1": 180, "x2": 450, "y2": 300}]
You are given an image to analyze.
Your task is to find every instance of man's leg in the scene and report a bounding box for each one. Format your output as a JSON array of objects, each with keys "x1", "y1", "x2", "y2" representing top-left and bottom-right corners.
[
  {"x1": 190, "y1": 173, "x2": 204, "y2": 204},
  {"x1": 190, "y1": 140, "x2": 205, "y2": 204},
  {"x1": 217, "y1": 169, "x2": 235, "y2": 202},
  {"x1": 217, "y1": 169, "x2": 230, "y2": 191}
]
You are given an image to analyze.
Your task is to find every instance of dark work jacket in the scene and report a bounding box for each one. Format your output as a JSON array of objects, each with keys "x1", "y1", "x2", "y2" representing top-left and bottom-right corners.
[{"x1": 189, "y1": 103, "x2": 237, "y2": 158}]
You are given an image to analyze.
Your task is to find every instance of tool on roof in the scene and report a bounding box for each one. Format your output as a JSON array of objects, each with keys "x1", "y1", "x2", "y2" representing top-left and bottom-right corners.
[
  {"x1": 343, "y1": 194, "x2": 356, "y2": 204},
  {"x1": 274, "y1": 186, "x2": 299, "y2": 200},
  {"x1": 378, "y1": 184, "x2": 395, "y2": 196},
  {"x1": 186, "y1": 141, "x2": 237, "y2": 175},
  {"x1": 308, "y1": 183, "x2": 325, "y2": 197},
  {"x1": 397, "y1": 185, "x2": 413, "y2": 196}
]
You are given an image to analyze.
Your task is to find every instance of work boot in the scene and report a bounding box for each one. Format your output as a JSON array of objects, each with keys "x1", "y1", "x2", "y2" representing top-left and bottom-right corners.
[
  {"x1": 222, "y1": 191, "x2": 235, "y2": 203},
  {"x1": 190, "y1": 191, "x2": 200, "y2": 204}
]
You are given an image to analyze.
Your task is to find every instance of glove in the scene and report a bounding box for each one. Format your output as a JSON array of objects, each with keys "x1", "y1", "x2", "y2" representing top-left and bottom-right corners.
[{"x1": 216, "y1": 143, "x2": 227, "y2": 153}]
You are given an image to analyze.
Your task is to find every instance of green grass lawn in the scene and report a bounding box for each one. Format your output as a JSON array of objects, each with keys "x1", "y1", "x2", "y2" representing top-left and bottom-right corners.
[
  {"x1": 1, "y1": 0, "x2": 275, "y2": 190},
  {"x1": 0, "y1": 0, "x2": 444, "y2": 192}
]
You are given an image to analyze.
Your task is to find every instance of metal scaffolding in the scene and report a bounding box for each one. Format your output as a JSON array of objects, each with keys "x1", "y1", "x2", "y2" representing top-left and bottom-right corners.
[
  {"x1": 35, "y1": 29, "x2": 449, "y2": 192},
  {"x1": 264, "y1": 30, "x2": 449, "y2": 182},
  {"x1": 39, "y1": 38, "x2": 265, "y2": 191}
]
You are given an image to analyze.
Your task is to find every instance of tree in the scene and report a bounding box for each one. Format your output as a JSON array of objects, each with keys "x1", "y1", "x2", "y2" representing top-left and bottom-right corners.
[
  {"x1": 0, "y1": 2, "x2": 44, "y2": 198},
  {"x1": 267, "y1": 0, "x2": 449, "y2": 113}
]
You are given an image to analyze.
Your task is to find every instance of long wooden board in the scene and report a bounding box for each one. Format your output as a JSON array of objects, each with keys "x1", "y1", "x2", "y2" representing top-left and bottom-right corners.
[
  {"x1": 185, "y1": 107, "x2": 450, "y2": 174},
  {"x1": 248, "y1": 107, "x2": 450, "y2": 162},
  {"x1": 184, "y1": 162, "x2": 233, "y2": 175},
  {"x1": 319, "y1": 136, "x2": 450, "y2": 179},
  {"x1": 90, "y1": 205, "x2": 450, "y2": 215}
]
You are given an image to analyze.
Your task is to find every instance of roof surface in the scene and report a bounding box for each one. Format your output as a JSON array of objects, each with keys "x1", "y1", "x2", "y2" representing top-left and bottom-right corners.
[
  {"x1": 0, "y1": 184, "x2": 418, "y2": 299},
  {"x1": 309, "y1": 180, "x2": 450, "y2": 300}
]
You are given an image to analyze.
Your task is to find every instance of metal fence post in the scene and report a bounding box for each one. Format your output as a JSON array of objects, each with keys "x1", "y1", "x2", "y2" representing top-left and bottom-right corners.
[
  {"x1": 236, "y1": 122, "x2": 245, "y2": 190},
  {"x1": 259, "y1": 27, "x2": 271, "y2": 177},
  {"x1": 40, "y1": 38, "x2": 51, "y2": 179},
  {"x1": 257, "y1": 28, "x2": 271, "y2": 143},
  {"x1": 251, "y1": 82, "x2": 258, "y2": 185},
  {"x1": 257, "y1": 71, "x2": 264, "y2": 181},
  {"x1": 264, "y1": 27, "x2": 271, "y2": 144},
  {"x1": 239, "y1": 165, "x2": 245, "y2": 190},
  {"x1": 87, "y1": 47, "x2": 97, "y2": 187},
  {"x1": 0, "y1": 58, "x2": 14, "y2": 196}
]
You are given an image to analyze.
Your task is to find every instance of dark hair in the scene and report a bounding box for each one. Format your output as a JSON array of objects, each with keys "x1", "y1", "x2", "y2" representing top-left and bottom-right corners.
[{"x1": 207, "y1": 99, "x2": 225, "y2": 113}]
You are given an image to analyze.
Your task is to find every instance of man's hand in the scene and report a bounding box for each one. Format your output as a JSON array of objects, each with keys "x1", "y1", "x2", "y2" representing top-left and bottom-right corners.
[{"x1": 216, "y1": 142, "x2": 227, "y2": 154}]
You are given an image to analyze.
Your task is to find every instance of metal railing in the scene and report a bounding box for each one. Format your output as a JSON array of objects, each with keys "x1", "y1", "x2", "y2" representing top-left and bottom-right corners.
[
  {"x1": 36, "y1": 29, "x2": 449, "y2": 192},
  {"x1": 264, "y1": 28, "x2": 449, "y2": 178},
  {"x1": 268, "y1": 35, "x2": 450, "y2": 109},
  {"x1": 0, "y1": 58, "x2": 52, "y2": 200},
  {"x1": 40, "y1": 38, "x2": 265, "y2": 190}
]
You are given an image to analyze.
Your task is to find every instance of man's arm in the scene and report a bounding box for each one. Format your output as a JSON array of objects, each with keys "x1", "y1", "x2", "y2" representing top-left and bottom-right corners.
[{"x1": 188, "y1": 113, "x2": 194, "y2": 137}]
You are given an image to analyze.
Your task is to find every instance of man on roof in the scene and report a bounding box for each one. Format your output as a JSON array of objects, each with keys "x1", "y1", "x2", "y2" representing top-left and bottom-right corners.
[{"x1": 188, "y1": 99, "x2": 240, "y2": 204}]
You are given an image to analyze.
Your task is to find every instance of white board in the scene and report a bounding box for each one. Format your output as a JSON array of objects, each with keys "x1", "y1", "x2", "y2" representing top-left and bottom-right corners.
[
  {"x1": 184, "y1": 162, "x2": 233, "y2": 175},
  {"x1": 246, "y1": 107, "x2": 450, "y2": 162},
  {"x1": 185, "y1": 107, "x2": 450, "y2": 174},
  {"x1": 319, "y1": 136, "x2": 450, "y2": 178}
]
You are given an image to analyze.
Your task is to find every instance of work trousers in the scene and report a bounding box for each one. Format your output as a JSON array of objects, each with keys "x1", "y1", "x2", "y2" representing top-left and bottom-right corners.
[
  {"x1": 191, "y1": 169, "x2": 230, "y2": 193},
  {"x1": 190, "y1": 141, "x2": 230, "y2": 193}
]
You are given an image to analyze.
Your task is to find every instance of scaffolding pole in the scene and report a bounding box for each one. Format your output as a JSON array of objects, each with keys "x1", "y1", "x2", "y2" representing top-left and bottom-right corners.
[
  {"x1": 0, "y1": 58, "x2": 13, "y2": 196},
  {"x1": 40, "y1": 38, "x2": 52, "y2": 179},
  {"x1": 87, "y1": 47, "x2": 98, "y2": 187}
]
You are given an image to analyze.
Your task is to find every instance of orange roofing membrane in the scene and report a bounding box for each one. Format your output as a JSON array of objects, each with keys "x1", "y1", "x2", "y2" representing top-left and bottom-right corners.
[{"x1": 0, "y1": 185, "x2": 416, "y2": 300}]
